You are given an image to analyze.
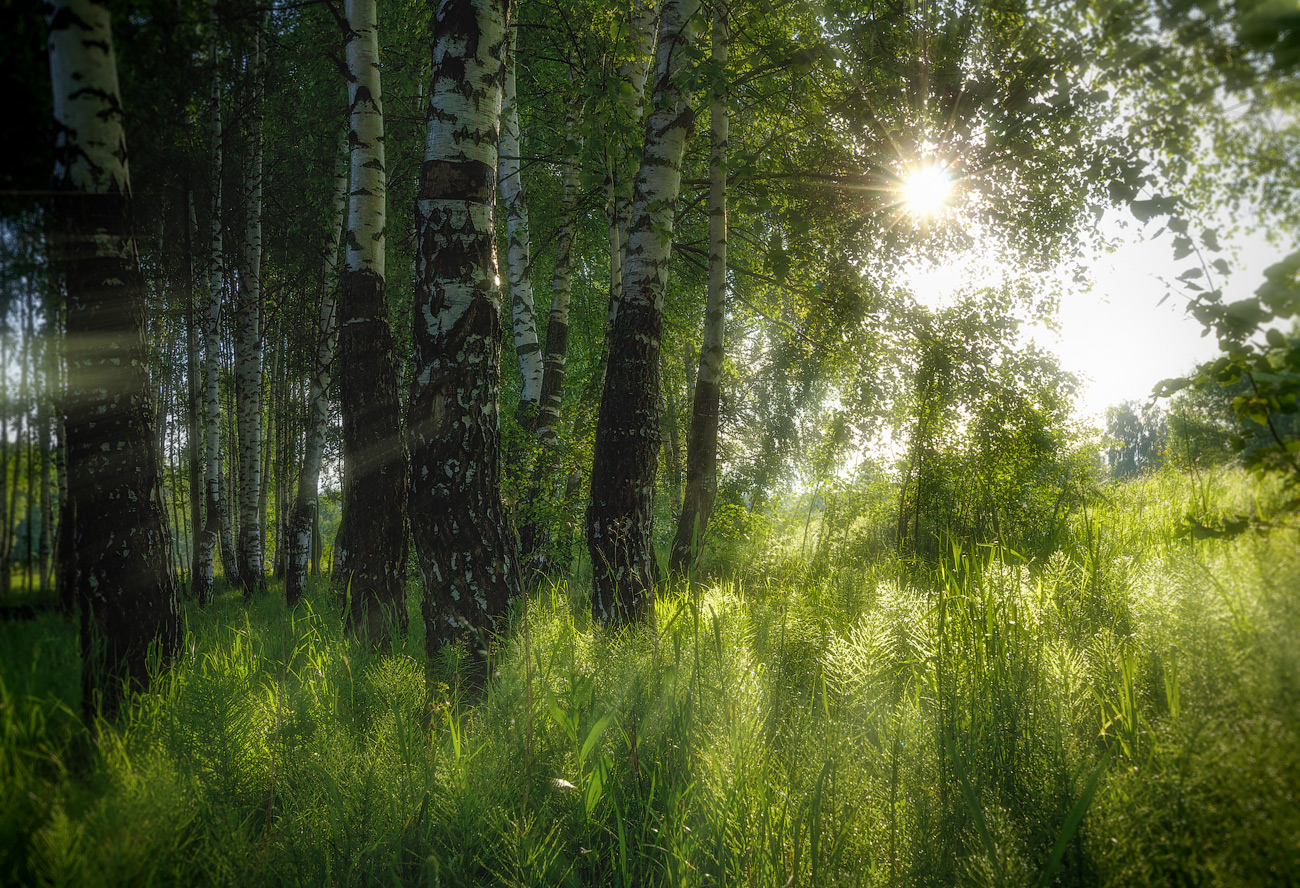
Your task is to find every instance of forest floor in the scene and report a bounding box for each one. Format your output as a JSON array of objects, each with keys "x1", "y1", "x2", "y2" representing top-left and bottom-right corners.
[{"x1": 2, "y1": 467, "x2": 1298, "y2": 887}]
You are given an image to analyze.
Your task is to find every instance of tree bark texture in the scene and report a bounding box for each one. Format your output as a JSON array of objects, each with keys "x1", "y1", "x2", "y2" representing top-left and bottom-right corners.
[
  {"x1": 587, "y1": 0, "x2": 700, "y2": 623},
  {"x1": 670, "y1": 0, "x2": 727, "y2": 576},
  {"x1": 46, "y1": 0, "x2": 180, "y2": 715},
  {"x1": 185, "y1": 191, "x2": 204, "y2": 588},
  {"x1": 603, "y1": 0, "x2": 659, "y2": 335},
  {"x1": 535, "y1": 98, "x2": 582, "y2": 439},
  {"x1": 333, "y1": 0, "x2": 409, "y2": 642},
  {"x1": 498, "y1": 41, "x2": 542, "y2": 420},
  {"x1": 234, "y1": 25, "x2": 265, "y2": 595},
  {"x1": 286, "y1": 143, "x2": 346, "y2": 607},
  {"x1": 194, "y1": 7, "x2": 230, "y2": 604},
  {"x1": 410, "y1": 0, "x2": 519, "y2": 663}
]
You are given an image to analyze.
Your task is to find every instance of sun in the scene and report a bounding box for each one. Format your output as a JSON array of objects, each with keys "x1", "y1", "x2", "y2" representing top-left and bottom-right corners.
[{"x1": 900, "y1": 164, "x2": 953, "y2": 219}]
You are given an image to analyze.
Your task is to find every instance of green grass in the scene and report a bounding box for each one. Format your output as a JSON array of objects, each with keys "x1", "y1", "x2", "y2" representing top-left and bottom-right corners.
[{"x1": 1, "y1": 466, "x2": 1298, "y2": 886}]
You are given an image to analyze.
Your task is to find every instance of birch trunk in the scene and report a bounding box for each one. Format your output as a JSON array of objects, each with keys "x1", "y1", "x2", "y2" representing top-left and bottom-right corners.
[
  {"x1": 194, "y1": 11, "x2": 231, "y2": 604},
  {"x1": 46, "y1": 0, "x2": 180, "y2": 714},
  {"x1": 234, "y1": 25, "x2": 265, "y2": 596},
  {"x1": 185, "y1": 190, "x2": 204, "y2": 585},
  {"x1": 333, "y1": 0, "x2": 409, "y2": 643},
  {"x1": 410, "y1": 0, "x2": 519, "y2": 668},
  {"x1": 535, "y1": 98, "x2": 582, "y2": 439},
  {"x1": 587, "y1": 0, "x2": 700, "y2": 623},
  {"x1": 285, "y1": 143, "x2": 346, "y2": 607},
  {"x1": 662, "y1": 352, "x2": 682, "y2": 516},
  {"x1": 604, "y1": 0, "x2": 659, "y2": 334},
  {"x1": 670, "y1": 0, "x2": 727, "y2": 575},
  {"x1": 498, "y1": 40, "x2": 542, "y2": 421}
]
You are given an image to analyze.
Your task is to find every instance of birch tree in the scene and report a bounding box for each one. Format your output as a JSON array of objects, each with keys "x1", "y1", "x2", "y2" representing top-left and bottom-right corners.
[
  {"x1": 194, "y1": 4, "x2": 233, "y2": 604},
  {"x1": 45, "y1": 0, "x2": 180, "y2": 713},
  {"x1": 587, "y1": 0, "x2": 700, "y2": 622},
  {"x1": 498, "y1": 38, "x2": 543, "y2": 421},
  {"x1": 604, "y1": 0, "x2": 659, "y2": 332},
  {"x1": 409, "y1": 0, "x2": 519, "y2": 665},
  {"x1": 285, "y1": 145, "x2": 346, "y2": 607},
  {"x1": 333, "y1": 0, "x2": 409, "y2": 641},
  {"x1": 234, "y1": 25, "x2": 266, "y2": 595},
  {"x1": 535, "y1": 97, "x2": 583, "y2": 440},
  {"x1": 671, "y1": 0, "x2": 728, "y2": 575}
]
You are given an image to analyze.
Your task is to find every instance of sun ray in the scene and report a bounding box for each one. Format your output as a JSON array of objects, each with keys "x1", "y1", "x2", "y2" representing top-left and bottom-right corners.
[{"x1": 900, "y1": 164, "x2": 953, "y2": 219}]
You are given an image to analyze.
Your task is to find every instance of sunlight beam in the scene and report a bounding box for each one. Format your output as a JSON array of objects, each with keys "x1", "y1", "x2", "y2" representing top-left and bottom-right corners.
[{"x1": 901, "y1": 165, "x2": 953, "y2": 219}]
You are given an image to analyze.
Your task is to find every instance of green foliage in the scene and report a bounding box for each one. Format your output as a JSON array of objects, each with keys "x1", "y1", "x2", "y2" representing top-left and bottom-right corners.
[
  {"x1": 1104, "y1": 400, "x2": 1168, "y2": 479},
  {"x1": 2, "y1": 470, "x2": 1298, "y2": 885}
]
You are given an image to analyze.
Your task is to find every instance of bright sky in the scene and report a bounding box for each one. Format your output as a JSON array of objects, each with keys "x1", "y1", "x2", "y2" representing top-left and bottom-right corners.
[{"x1": 907, "y1": 218, "x2": 1289, "y2": 422}]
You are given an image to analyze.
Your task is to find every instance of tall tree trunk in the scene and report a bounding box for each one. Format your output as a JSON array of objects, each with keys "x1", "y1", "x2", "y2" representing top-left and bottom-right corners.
[
  {"x1": 536, "y1": 99, "x2": 582, "y2": 440},
  {"x1": 286, "y1": 142, "x2": 346, "y2": 606},
  {"x1": 598, "y1": 0, "x2": 659, "y2": 388},
  {"x1": 235, "y1": 25, "x2": 265, "y2": 596},
  {"x1": 194, "y1": 9, "x2": 231, "y2": 604},
  {"x1": 334, "y1": 0, "x2": 409, "y2": 643},
  {"x1": 46, "y1": 0, "x2": 180, "y2": 716},
  {"x1": 185, "y1": 189, "x2": 204, "y2": 587},
  {"x1": 410, "y1": 0, "x2": 519, "y2": 667},
  {"x1": 662, "y1": 352, "x2": 683, "y2": 517},
  {"x1": 498, "y1": 39, "x2": 542, "y2": 422},
  {"x1": 670, "y1": 0, "x2": 727, "y2": 576},
  {"x1": 587, "y1": 0, "x2": 700, "y2": 623},
  {"x1": 37, "y1": 291, "x2": 54, "y2": 594},
  {"x1": 1, "y1": 332, "x2": 11, "y2": 598}
]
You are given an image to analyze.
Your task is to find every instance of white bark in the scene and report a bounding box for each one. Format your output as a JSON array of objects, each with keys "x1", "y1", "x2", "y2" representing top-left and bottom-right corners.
[
  {"x1": 235, "y1": 25, "x2": 265, "y2": 592},
  {"x1": 605, "y1": 0, "x2": 659, "y2": 326},
  {"x1": 343, "y1": 0, "x2": 385, "y2": 279},
  {"x1": 498, "y1": 41, "x2": 542, "y2": 412},
  {"x1": 411, "y1": 0, "x2": 518, "y2": 658},
  {"x1": 701, "y1": 0, "x2": 728, "y2": 389},
  {"x1": 195, "y1": 0, "x2": 225, "y2": 599},
  {"x1": 48, "y1": 0, "x2": 129, "y2": 203}
]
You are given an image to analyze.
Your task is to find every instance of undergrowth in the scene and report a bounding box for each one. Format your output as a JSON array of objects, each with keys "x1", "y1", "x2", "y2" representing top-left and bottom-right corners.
[{"x1": 1, "y1": 466, "x2": 1297, "y2": 886}]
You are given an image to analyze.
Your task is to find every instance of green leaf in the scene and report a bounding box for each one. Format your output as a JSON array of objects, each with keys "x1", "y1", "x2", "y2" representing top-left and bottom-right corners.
[
  {"x1": 1201, "y1": 228, "x2": 1220, "y2": 251},
  {"x1": 580, "y1": 712, "x2": 615, "y2": 764},
  {"x1": 1172, "y1": 235, "x2": 1194, "y2": 260}
]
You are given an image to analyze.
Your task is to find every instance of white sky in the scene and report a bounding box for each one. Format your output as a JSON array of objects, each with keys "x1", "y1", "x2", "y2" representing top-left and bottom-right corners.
[{"x1": 907, "y1": 217, "x2": 1289, "y2": 422}]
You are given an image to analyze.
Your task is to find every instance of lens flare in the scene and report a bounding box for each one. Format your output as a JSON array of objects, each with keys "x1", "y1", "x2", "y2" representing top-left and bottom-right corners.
[{"x1": 901, "y1": 165, "x2": 953, "y2": 218}]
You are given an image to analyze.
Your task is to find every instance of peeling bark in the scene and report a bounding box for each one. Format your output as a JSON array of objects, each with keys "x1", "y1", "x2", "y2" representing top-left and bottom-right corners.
[
  {"x1": 46, "y1": 0, "x2": 180, "y2": 716},
  {"x1": 410, "y1": 0, "x2": 519, "y2": 668},
  {"x1": 587, "y1": 0, "x2": 700, "y2": 623}
]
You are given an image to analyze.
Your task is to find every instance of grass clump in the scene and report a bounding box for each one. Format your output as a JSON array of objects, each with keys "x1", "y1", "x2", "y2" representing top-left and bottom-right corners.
[{"x1": 1, "y1": 466, "x2": 1298, "y2": 885}]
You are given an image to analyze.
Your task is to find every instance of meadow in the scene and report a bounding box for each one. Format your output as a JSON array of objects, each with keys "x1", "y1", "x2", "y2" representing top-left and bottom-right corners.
[{"x1": 1, "y1": 466, "x2": 1297, "y2": 887}]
